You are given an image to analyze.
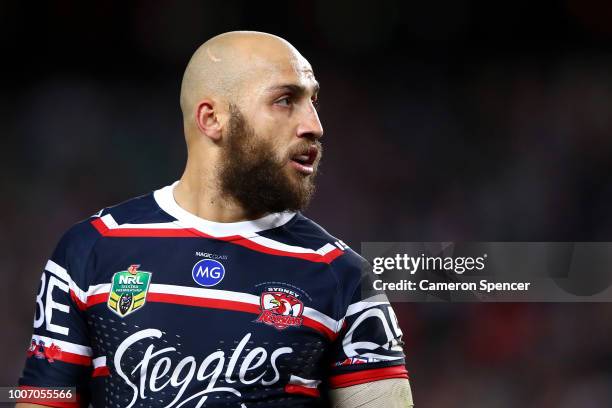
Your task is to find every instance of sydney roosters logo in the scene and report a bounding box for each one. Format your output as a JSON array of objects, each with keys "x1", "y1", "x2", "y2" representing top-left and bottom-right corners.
[{"x1": 257, "y1": 292, "x2": 304, "y2": 329}]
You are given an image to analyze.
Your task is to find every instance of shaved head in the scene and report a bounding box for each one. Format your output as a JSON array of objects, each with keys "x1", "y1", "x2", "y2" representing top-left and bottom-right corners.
[{"x1": 180, "y1": 31, "x2": 310, "y2": 124}]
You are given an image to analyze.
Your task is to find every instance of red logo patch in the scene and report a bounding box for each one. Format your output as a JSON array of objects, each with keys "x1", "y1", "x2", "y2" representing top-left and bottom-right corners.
[
  {"x1": 27, "y1": 340, "x2": 62, "y2": 363},
  {"x1": 44, "y1": 343, "x2": 62, "y2": 362},
  {"x1": 257, "y1": 292, "x2": 304, "y2": 330}
]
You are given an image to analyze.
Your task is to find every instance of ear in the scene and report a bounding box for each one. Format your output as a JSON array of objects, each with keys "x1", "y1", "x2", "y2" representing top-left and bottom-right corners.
[{"x1": 195, "y1": 99, "x2": 222, "y2": 141}]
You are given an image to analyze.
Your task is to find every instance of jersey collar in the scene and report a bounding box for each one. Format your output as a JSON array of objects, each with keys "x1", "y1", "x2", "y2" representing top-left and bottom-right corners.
[{"x1": 153, "y1": 181, "x2": 296, "y2": 238}]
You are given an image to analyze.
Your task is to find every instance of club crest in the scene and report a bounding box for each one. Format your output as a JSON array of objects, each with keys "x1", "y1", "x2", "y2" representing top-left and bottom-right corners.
[
  {"x1": 256, "y1": 291, "x2": 304, "y2": 330},
  {"x1": 107, "y1": 264, "x2": 152, "y2": 318}
]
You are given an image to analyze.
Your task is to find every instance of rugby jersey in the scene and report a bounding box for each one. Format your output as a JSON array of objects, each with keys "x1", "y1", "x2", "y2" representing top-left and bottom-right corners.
[{"x1": 19, "y1": 182, "x2": 408, "y2": 407}]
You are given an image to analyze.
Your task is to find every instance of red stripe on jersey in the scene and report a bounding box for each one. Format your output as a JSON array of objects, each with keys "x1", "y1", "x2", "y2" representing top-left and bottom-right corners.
[
  {"x1": 56, "y1": 350, "x2": 92, "y2": 366},
  {"x1": 86, "y1": 290, "x2": 338, "y2": 340},
  {"x1": 92, "y1": 366, "x2": 110, "y2": 377},
  {"x1": 69, "y1": 290, "x2": 87, "y2": 311},
  {"x1": 26, "y1": 350, "x2": 91, "y2": 366},
  {"x1": 284, "y1": 384, "x2": 320, "y2": 398},
  {"x1": 228, "y1": 238, "x2": 344, "y2": 264},
  {"x1": 147, "y1": 293, "x2": 261, "y2": 314},
  {"x1": 302, "y1": 317, "x2": 337, "y2": 340},
  {"x1": 17, "y1": 386, "x2": 83, "y2": 407},
  {"x1": 328, "y1": 365, "x2": 409, "y2": 388},
  {"x1": 87, "y1": 293, "x2": 108, "y2": 308},
  {"x1": 148, "y1": 293, "x2": 337, "y2": 340},
  {"x1": 90, "y1": 218, "x2": 344, "y2": 264},
  {"x1": 91, "y1": 218, "x2": 199, "y2": 238},
  {"x1": 90, "y1": 217, "x2": 109, "y2": 234}
]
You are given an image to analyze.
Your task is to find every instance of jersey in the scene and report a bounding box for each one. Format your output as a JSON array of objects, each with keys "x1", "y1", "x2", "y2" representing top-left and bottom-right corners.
[{"x1": 18, "y1": 182, "x2": 408, "y2": 408}]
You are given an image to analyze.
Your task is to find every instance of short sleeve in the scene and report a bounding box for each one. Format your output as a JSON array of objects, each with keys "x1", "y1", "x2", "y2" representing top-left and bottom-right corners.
[
  {"x1": 327, "y1": 251, "x2": 408, "y2": 388},
  {"x1": 18, "y1": 223, "x2": 97, "y2": 407}
]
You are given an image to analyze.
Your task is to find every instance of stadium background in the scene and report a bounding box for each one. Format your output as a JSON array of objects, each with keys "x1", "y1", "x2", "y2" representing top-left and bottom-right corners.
[{"x1": 3, "y1": 1, "x2": 612, "y2": 406}]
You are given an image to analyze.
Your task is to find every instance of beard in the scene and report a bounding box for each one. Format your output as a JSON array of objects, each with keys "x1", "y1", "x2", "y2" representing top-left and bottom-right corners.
[{"x1": 218, "y1": 104, "x2": 321, "y2": 216}]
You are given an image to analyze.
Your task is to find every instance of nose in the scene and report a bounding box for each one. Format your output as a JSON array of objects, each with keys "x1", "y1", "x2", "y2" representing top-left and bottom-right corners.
[{"x1": 296, "y1": 102, "x2": 323, "y2": 140}]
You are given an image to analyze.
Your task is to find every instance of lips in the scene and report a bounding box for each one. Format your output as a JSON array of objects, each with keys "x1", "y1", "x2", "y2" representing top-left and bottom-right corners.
[{"x1": 290, "y1": 145, "x2": 318, "y2": 175}]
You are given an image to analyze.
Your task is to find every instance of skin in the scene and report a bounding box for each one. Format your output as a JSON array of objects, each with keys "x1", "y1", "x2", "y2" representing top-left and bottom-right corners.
[{"x1": 174, "y1": 31, "x2": 323, "y2": 222}]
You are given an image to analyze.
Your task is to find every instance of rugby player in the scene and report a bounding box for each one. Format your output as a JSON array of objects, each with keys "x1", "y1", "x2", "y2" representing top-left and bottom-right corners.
[{"x1": 17, "y1": 31, "x2": 413, "y2": 407}]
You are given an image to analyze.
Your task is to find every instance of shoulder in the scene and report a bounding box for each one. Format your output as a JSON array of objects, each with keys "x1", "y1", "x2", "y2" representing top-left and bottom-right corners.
[
  {"x1": 276, "y1": 212, "x2": 368, "y2": 282},
  {"x1": 54, "y1": 190, "x2": 171, "y2": 269},
  {"x1": 281, "y1": 213, "x2": 379, "y2": 313},
  {"x1": 94, "y1": 190, "x2": 174, "y2": 225}
]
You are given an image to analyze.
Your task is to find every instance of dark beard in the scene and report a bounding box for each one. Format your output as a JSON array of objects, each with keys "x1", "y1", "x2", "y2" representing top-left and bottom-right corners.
[{"x1": 218, "y1": 105, "x2": 319, "y2": 216}]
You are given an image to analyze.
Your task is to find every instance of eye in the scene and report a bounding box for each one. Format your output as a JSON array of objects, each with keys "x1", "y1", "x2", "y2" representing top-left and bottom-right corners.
[{"x1": 275, "y1": 96, "x2": 292, "y2": 107}]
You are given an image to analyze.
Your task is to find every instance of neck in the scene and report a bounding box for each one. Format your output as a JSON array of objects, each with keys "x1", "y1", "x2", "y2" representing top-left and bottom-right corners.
[{"x1": 174, "y1": 158, "x2": 266, "y2": 223}]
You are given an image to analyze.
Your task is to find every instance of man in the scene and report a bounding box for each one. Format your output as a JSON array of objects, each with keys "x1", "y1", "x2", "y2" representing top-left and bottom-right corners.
[{"x1": 17, "y1": 31, "x2": 413, "y2": 407}]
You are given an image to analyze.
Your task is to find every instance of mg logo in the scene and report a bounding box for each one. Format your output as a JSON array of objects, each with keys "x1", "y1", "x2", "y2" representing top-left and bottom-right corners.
[{"x1": 192, "y1": 259, "x2": 225, "y2": 287}]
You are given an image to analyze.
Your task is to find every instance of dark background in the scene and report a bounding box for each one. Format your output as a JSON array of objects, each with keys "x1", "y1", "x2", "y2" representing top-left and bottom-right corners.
[{"x1": 3, "y1": 1, "x2": 612, "y2": 406}]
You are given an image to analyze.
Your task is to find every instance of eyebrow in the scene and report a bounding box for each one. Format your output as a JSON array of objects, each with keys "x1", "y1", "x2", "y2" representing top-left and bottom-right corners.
[{"x1": 266, "y1": 82, "x2": 320, "y2": 97}]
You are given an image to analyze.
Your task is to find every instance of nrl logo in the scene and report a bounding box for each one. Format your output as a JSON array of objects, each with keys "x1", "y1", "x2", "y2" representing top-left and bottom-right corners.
[
  {"x1": 108, "y1": 264, "x2": 152, "y2": 318},
  {"x1": 256, "y1": 292, "x2": 304, "y2": 330}
]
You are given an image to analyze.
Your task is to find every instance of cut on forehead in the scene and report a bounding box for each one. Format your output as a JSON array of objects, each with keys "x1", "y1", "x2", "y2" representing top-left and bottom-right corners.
[{"x1": 180, "y1": 31, "x2": 312, "y2": 116}]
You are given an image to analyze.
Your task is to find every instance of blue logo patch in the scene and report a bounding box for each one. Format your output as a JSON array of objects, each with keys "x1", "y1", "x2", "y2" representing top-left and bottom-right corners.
[{"x1": 192, "y1": 259, "x2": 225, "y2": 287}]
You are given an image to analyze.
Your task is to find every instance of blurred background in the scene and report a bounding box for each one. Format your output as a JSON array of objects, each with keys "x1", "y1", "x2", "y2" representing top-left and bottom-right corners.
[{"x1": 2, "y1": 1, "x2": 612, "y2": 406}]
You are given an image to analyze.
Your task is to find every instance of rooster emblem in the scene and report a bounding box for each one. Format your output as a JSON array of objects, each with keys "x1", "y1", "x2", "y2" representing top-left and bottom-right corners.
[{"x1": 257, "y1": 292, "x2": 304, "y2": 329}]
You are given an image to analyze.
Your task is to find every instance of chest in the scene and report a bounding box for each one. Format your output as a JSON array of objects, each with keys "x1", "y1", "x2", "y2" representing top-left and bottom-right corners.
[{"x1": 83, "y1": 238, "x2": 339, "y2": 395}]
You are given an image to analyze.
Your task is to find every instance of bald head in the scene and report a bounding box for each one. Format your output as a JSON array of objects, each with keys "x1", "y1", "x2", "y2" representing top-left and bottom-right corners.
[{"x1": 180, "y1": 31, "x2": 310, "y2": 122}]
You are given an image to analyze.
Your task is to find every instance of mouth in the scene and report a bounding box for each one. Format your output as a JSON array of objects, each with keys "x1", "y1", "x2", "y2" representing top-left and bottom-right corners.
[{"x1": 289, "y1": 145, "x2": 318, "y2": 175}]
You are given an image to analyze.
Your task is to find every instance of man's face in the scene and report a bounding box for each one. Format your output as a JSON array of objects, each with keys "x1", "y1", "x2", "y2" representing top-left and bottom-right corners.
[
  {"x1": 219, "y1": 53, "x2": 324, "y2": 216},
  {"x1": 219, "y1": 104, "x2": 322, "y2": 216}
]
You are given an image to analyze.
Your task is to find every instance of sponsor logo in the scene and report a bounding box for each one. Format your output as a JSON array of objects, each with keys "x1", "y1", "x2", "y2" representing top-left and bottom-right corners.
[
  {"x1": 108, "y1": 264, "x2": 152, "y2": 318},
  {"x1": 192, "y1": 259, "x2": 225, "y2": 287},
  {"x1": 115, "y1": 329, "x2": 293, "y2": 408},
  {"x1": 194, "y1": 251, "x2": 228, "y2": 260},
  {"x1": 257, "y1": 292, "x2": 304, "y2": 330},
  {"x1": 27, "y1": 339, "x2": 62, "y2": 363}
]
